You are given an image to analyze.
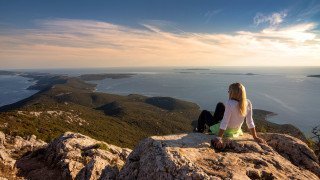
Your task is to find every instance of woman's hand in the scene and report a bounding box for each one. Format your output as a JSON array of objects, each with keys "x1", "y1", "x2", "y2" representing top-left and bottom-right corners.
[
  {"x1": 254, "y1": 136, "x2": 266, "y2": 144},
  {"x1": 250, "y1": 127, "x2": 266, "y2": 144},
  {"x1": 212, "y1": 137, "x2": 224, "y2": 149}
]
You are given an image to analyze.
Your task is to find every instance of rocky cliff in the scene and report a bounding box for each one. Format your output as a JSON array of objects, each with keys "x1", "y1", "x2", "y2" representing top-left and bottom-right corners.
[
  {"x1": 119, "y1": 133, "x2": 319, "y2": 179},
  {"x1": 1, "y1": 131, "x2": 319, "y2": 179}
]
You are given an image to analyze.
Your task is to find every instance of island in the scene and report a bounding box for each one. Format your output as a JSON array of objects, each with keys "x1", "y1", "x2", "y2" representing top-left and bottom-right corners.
[
  {"x1": 0, "y1": 70, "x2": 17, "y2": 75},
  {"x1": 307, "y1": 75, "x2": 320, "y2": 78},
  {"x1": 79, "y1": 73, "x2": 136, "y2": 81},
  {"x1": 206, "y1": 72, "x2": 259, "y2": 76},
  {"x1": 178, "y1": 71, "x2": 195, "y2": 74},
  {"x1": 174, "y1": 68, "x2": 210, "y2": 70},
  {"x1": 245, "y1": 73, "x2": 258, "y2": 75}
]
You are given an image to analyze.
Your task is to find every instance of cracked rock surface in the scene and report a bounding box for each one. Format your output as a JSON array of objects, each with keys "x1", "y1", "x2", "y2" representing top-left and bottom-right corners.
[
  {"x1": 119, "y1": 133, "x2": 320, "y2": 180},
  {"x1": 1, "y1": 131, "x2": 319, "y2": 179},
  {"x1": 0, "y1": 131, "x2": 131, "y2": 180}
]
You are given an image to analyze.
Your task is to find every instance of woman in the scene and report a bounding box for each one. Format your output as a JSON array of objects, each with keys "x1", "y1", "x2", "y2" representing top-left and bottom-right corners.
[{"x1": 195, "y1": 82, "x2": 265, "y2": 148}]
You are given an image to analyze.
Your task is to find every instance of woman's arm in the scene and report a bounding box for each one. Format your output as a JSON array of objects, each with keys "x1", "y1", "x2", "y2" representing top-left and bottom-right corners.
[
  {"x1": 249, "y1": 127, "x2": 258, "y2": 138},
  {"x1": 219, "y1": 101, "x2": 232, "y2": 134},
  {"x1": 213, "y1": 102, "x2": 231, "y2": 148},
  {"x1": 218, "y1": 129, "x2": 225, "y2": 138},
  {"x1": 249, "y1": 127, "x2": 266, "y2": 143},
  {"x1": 246, "y1": 100, "x2": 265, "y2": 143}
]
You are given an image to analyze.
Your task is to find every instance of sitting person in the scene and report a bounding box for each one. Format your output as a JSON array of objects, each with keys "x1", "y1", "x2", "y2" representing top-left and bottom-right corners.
[
  {"x1": 194, "y1": 102, "x2": 225, "y2": 133},
  {"x1": 194, "y1": 82, "x2": 265, "y2": 148}
]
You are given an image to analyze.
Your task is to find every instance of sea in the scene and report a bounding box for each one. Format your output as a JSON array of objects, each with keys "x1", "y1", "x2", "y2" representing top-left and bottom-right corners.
[{"x1": 1, "y1": 67, "x2": 319, "y2": 137}]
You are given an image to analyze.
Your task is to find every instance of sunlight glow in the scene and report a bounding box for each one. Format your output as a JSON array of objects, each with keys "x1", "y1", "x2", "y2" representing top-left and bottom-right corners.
[{"x1": 0, "y1": 19, "x2": 319, "y2": 68}]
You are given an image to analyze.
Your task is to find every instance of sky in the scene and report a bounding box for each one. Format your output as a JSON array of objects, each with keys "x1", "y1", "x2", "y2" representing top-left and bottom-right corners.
[{"x1": 0, "y1": 0, "x2": 320, "y2": 69}]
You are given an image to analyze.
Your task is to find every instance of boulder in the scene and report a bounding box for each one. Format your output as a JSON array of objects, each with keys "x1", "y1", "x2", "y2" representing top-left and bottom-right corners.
[
  {"x1": 119, "y1": 133, "x2": 320, "y2": 179},
  {"x1": 0, "y1": 132, "x2": 46, "y2": 180},
  {"x1": 16, "y1": 132, "x2": 131, "y2": 180},
  {"x1": 0, "y1": 149, "x2": 16, "y2": 176},
  {"x1": 260, "y1": 133, "x2": 320, "y2": 177}
]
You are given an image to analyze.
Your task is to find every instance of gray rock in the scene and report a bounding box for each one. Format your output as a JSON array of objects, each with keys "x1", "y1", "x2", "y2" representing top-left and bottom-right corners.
[
  {"x1": 1, "y1": 130, "x2": 319, "y2": 180},
  {"x1": 118, "y1": 133, "x2": 320, "y2": 179},
  {"x1": 16, "y1": 132, "x2": 131, "y2": 180},
  {"x1": 0, "y1": 131, "x2": 46, "y2": 180}
]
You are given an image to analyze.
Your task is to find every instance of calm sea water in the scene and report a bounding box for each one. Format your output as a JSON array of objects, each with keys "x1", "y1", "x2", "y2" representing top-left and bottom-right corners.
[
  {"x1": 1, "y1": 67, "x2": 319, "y2": 136},
  {"x1": 0, "y1": 75, "x2": 38, "y2": 107}
]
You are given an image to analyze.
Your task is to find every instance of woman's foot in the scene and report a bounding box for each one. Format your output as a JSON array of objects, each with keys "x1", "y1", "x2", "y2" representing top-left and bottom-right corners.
[{"x1": 193, "y1": 127, "x2": 204, "y2": 133}]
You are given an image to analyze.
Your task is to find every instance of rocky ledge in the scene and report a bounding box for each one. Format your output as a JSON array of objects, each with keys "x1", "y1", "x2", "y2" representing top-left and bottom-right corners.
[
  {"x1": 0, "y1": 131, "x2": 131, "y2": 180},
  {"x1": 0, "y1": 131, "x2": 319, "y2": 180},
  {"x1": 119, "y1": 133, "x2": 320, "y2": 180}
]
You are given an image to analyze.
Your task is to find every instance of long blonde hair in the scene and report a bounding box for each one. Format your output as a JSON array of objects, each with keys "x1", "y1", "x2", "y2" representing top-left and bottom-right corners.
[{"x1": 228, "y1": 82, "x2": 247, "y2": 116}]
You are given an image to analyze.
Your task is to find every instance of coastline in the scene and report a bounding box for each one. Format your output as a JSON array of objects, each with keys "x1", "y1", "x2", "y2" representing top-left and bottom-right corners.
[{"x1": 264, "y1": 110, "x2": 278, "y2": 122}]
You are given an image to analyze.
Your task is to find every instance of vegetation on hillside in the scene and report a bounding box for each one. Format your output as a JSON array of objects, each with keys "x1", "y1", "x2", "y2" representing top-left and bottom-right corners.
[{"x1": 309, "y1": 125, "x2": 320, "y2": 161}]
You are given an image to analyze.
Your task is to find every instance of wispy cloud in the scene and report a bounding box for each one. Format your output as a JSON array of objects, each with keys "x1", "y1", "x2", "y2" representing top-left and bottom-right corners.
[
  {"x1": 239, "y1": 23, "x2": 317, "y2": 42},
  {"x1": 0, "y1": 18, "x2": 319, "y2": 68},
  {"x1": 254, "y1": 11, "x2": 287, "y2": 26},
  {"x1": 296, "y1": 2, "x2": 320, "y2": 21},
  {"x1": 204, "y1": 9, "x2": 222, "y2": 24}
]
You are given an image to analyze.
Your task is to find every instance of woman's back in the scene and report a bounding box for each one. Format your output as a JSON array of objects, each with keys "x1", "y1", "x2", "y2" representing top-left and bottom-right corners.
[{"x1": 219, "y1": 99, "x2": 255, "y2": 130}]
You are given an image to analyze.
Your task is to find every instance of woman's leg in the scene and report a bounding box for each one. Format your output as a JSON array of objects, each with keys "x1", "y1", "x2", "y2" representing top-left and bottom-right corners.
[
  {"x1": 212, "y1": 102, "x2": 225, "y2": 124},
  {"x1": 196, "y1": 110, "x2": 214, "y2": 133}
]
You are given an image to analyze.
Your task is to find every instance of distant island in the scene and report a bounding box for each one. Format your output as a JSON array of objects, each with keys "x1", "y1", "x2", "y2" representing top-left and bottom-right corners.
[
  {"x1": 245, "y1": 73, "x2": 258, "y2": 75},
  {"x1": 307, "y1": 75, "x2": 320, "y2": 78},
  {"x1": 175, "y1": 71, "x2": 259, "y2": 75},
  {"x1": 178, "y1": 71, "x2": 195, "y2": 74},
  {"x1": 174, "y1": 68, "x2": 210, "y2": 70},
  {"x1": 0, "y1": 70, "x2": 17, "y2": 75},
  {"x1": 79, "y1": 73, "x2": 136, "y2": 81},
  {"x1": 203, "y1": 72, "x2": 258, "y2": 76}
]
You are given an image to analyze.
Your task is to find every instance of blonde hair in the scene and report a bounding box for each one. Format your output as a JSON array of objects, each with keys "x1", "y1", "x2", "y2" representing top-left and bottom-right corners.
[{"x1": 229, "y1": 82, "x2": 247, "y2": 116}]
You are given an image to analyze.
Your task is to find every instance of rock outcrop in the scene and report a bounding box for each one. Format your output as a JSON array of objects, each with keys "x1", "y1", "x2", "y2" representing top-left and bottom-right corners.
[
  {"x1": 0, "y1": 131, "x2": 46, "y2": 179},
  {"x1": 1, "y1": 131, "x2": 319, "y2": 180},
  {"x1": 119, "y1": 133, "x2": 320, "y2": 179},
  {"x1": 0, "y1": 131, "x2": 131, "y2": 180},
  {"x1": 16, "y1": 132, "x2": 131, "y2": 180}
]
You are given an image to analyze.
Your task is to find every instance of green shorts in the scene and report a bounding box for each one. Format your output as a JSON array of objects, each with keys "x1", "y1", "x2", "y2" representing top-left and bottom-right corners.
[{"x1": 209, "y1": 122, "x2": 243, "y2": 138}]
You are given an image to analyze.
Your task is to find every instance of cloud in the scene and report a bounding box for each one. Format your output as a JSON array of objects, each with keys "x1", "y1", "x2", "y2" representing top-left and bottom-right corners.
[
  {"x1": 254, "y1": 11, "x2": 287, "y2": 26},
  {"x1": 239, "y1": 23, "x2": 317, "y2": 42},
  {"x1": 296, "y1": 2, "x2": 320, "y2": 20},
  {"x1": 0, "y1": 18, "x2": 319, "y2": 68},
  {"x1": 204, "y1": 9, "x2": 222, "y2": 23}
]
